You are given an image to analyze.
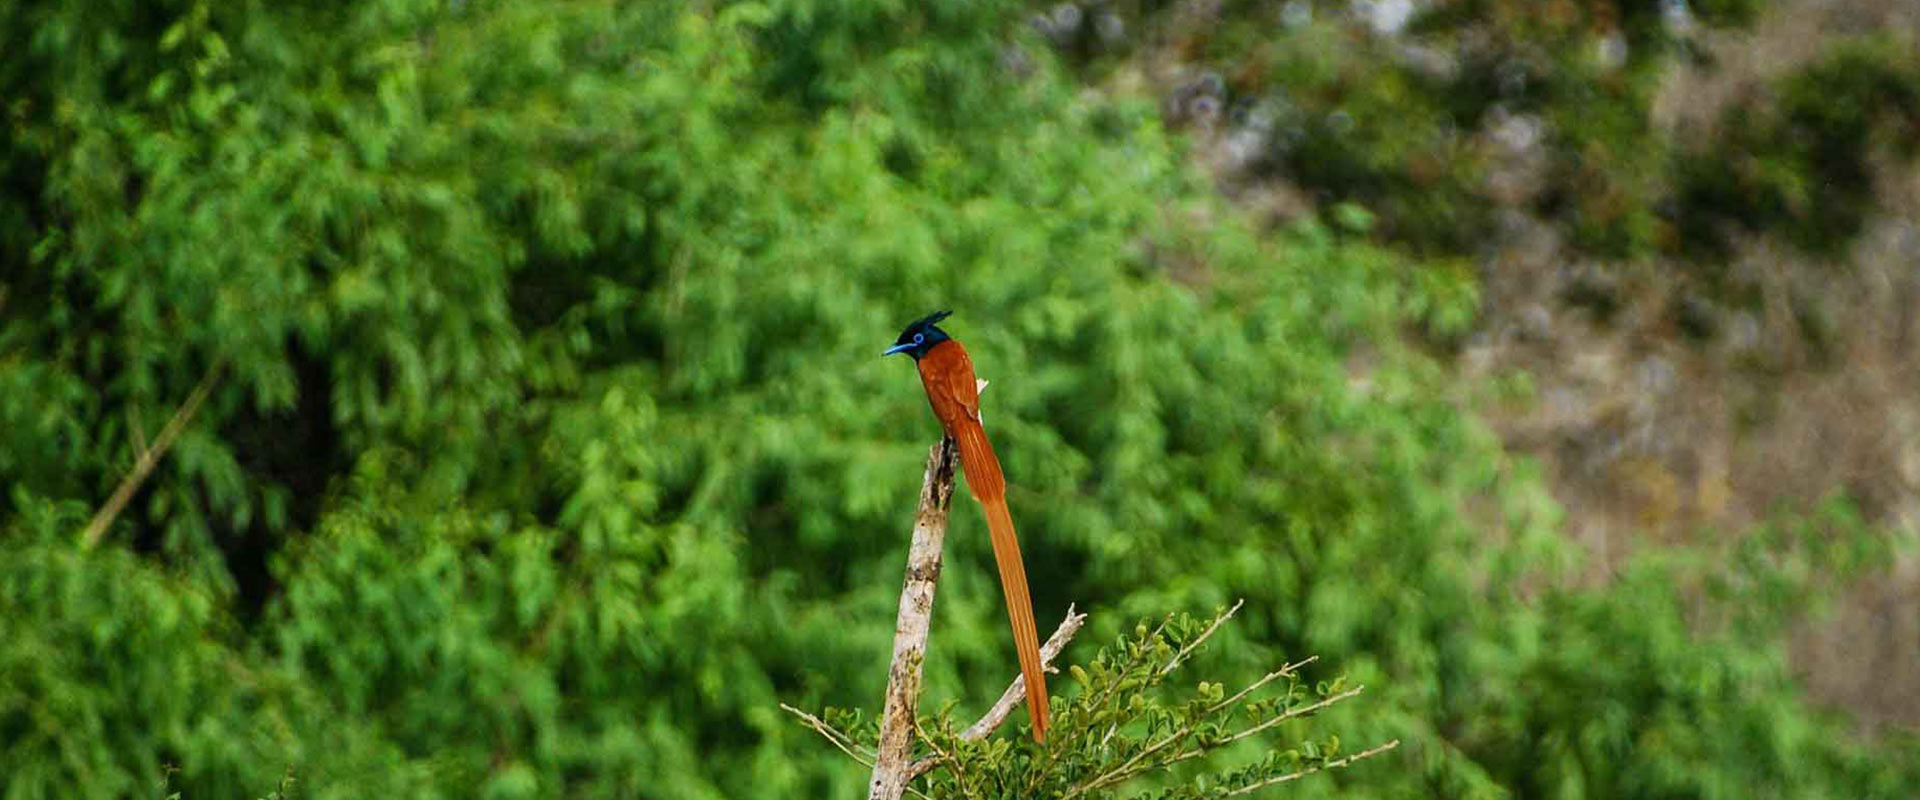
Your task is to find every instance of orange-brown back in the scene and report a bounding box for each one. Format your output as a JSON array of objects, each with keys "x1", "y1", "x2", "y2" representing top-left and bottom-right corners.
[{"x1": 914, "y1": 341, "x2": 1004, "y2": 500}]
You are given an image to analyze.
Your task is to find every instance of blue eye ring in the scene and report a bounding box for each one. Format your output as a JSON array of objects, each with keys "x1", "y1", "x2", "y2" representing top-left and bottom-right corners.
[{"x1": 913, "y1": 332, "x2": 925, "y2": 345}]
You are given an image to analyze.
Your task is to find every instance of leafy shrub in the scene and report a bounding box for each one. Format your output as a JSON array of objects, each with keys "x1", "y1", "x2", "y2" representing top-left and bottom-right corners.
[{"x1": 797, "y1": 604, "x2": 1397, "y2": 800}]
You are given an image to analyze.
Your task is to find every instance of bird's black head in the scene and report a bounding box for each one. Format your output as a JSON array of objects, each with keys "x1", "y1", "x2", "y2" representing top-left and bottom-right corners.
[{"x1": 882, "y1": 310, "x2": 953, "y2": 360}]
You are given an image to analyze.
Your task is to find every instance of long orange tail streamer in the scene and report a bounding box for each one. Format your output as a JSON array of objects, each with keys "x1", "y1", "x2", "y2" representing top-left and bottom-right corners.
[{"x1": 950, "y1": 418, "x2": 1051, "y2": 742}]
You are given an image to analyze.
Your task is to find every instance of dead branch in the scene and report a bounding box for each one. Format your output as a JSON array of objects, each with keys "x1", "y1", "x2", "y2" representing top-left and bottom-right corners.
[
  {"x1": 868, "y1": 438, "x2": 959, "y2": 800},
  {"x1": 80, "y1": 359, "x2": 226, "y2": 550}
]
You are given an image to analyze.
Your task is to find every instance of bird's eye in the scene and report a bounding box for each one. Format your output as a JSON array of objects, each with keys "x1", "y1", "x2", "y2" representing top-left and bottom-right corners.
[{"x1": 913, "y1": 333, "x2": 925, "y2": 345}]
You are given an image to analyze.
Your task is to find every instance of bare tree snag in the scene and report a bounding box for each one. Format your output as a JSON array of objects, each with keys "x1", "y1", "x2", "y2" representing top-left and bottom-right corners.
[{"x1": 868, "y1": 437, "x2": 959, "y2": 800}]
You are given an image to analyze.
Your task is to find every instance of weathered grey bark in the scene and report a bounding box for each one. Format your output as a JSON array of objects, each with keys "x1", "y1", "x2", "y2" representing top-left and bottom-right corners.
[{"x1": 868, "y1": 437, "x2": 959, "y2": 800}]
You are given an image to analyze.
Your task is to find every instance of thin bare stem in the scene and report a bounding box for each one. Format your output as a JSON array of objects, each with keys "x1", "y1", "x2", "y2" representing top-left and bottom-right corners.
[
  {"x1": 913, "y1": 720, "x2": 979, "y2": 800},
  {"x1": 1063, "y1": 722, "x2": 1178, "y2": 797},
  {"x1": 781, "y1": 704, "x2": 932, "y2": 800},
  {"x1": 1220, "y1": 686, "x2": 1365, "y2": 746},
  {"x1": 81, "y1": 359, "x2": 226, "y2": 550},
  {"x1": 780, "y1": 703, "x2": 876, "y2": 766},
  {"x1": 1219, "y1": 739, "x2": 1402, "y2": 798},
  {"x1": 127, "y1": 406, "x2": 151, "y2": 458},
  {"x1": 1159, "y1": 684, "x2": 1368, "y2": 771},
  {"x1": 1208, "y1": 656, "x2": 1317, "y2": 716},
  {"x1": 1159, "y1": 598, "x2": 1246, "y2": 676}
]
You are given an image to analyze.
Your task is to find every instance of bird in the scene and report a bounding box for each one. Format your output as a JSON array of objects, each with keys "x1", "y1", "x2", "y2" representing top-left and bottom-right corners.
[{"x1": 884, "y1": 310, "x2": 1051, "y2": 743}]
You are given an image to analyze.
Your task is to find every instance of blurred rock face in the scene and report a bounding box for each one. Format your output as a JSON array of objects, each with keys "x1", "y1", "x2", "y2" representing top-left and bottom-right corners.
[
  {"x1": 1033, "y1": 2, "x2": 1128, "y2": 57},
  {"x1": 1162, "y1": 71, "x2": 1226, "y2": 130},
  {"x1": 1114, "y1": 0, "x2": 1920, "y2": 728}
]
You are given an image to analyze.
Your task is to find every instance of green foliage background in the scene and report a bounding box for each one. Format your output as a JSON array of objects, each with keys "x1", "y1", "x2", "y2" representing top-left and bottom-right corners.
[{"x1": 1, "y1": 0, "x2": 1915, "y2": 798}]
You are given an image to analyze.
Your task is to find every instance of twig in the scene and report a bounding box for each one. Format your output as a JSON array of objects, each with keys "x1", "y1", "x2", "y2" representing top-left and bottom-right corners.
[
  {"x1": 1159, "y1": 598, "x2": 1246, "y2": 676},
  {"x1": 127, "y1": 406, "x2": 151, "y2": 458},
  {"x1": 779, "y1": 704, "x2": 933, "y2": 800},
  {"x1": 1220, "y1": 685, "x2": 1366, "y2": 746},
  {"x1": 1062, "y1": 723, "x2": 1179, "y2": 797},
  {"x1": 1219, "y1": 739, "x2": 1401, "y2": 797},
  {"x1": 80, "y1": 359, "x2": 226, "y2": 550},
  {"x1": 913, "y1": 720, "x2": 979, "y2": 800},
  {"x1": 1208, "y1": 657, "x2": 1317, "y2": 716},
  {"x1": 904, "y1": 607, "x2": 1088, "y2": 781},
  {"x1": 1156, "y1": 684, "x2": 1371, "y2": 772},
  {"x1": 780, "y1": 703, "x2": 876, "y2": 767},
  {"x1": 868, "y1": 438, "x2": 959, "y2": 800}
]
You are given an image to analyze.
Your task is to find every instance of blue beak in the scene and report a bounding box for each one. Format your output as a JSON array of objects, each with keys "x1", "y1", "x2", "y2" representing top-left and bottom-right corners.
[{"x1": 882, "y1": 343, "x2": 915, "y2": 357}]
